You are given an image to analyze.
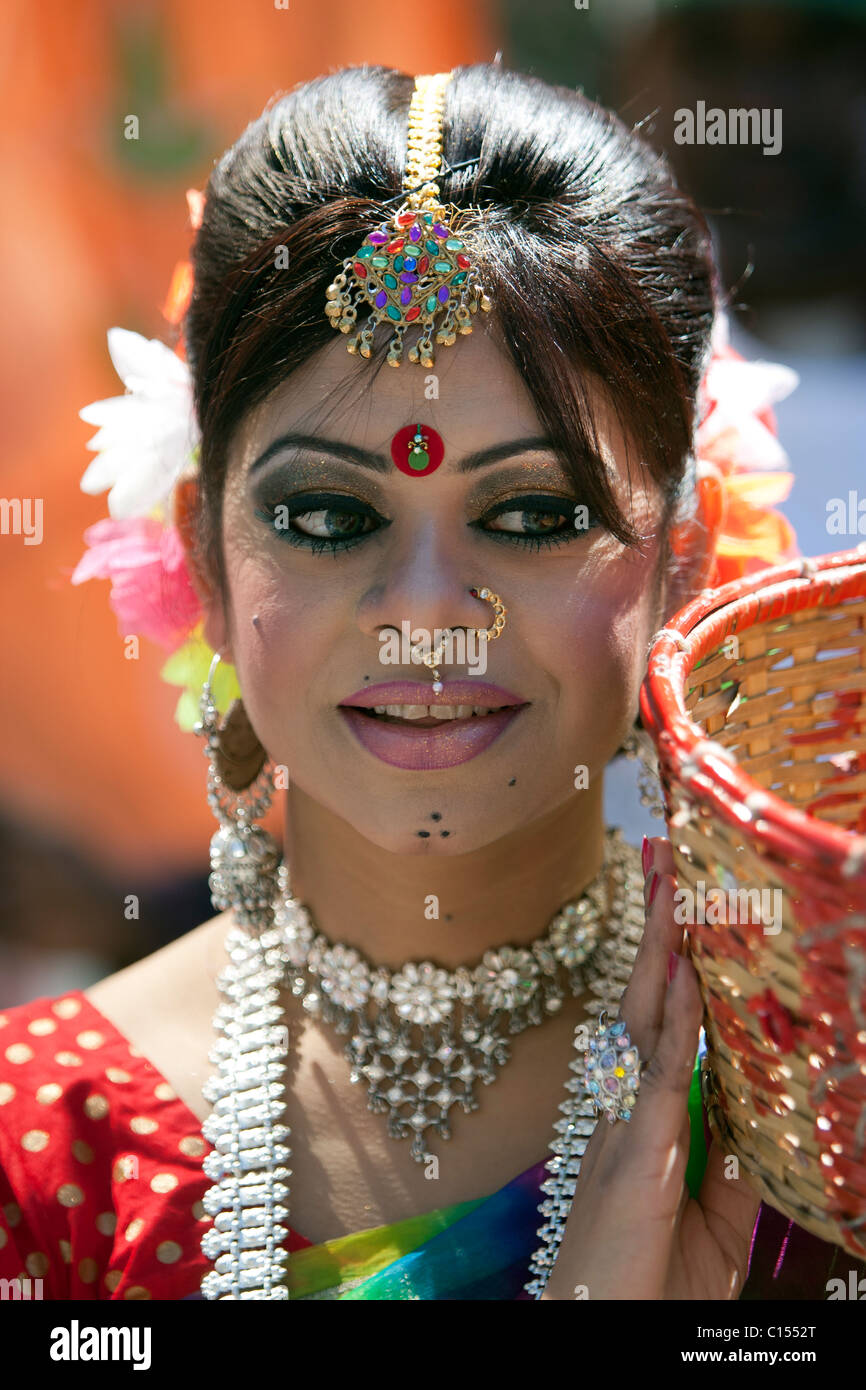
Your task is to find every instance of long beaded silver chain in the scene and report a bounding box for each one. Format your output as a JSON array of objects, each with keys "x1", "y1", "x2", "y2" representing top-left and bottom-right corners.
[
  {"x1": 523, "y1": 848, "x2": 644, "y2": 1296},
  {"x1": 194, "y1": 664, "x2": 645, "y2": 1299},
  {"x1": 196, "y1": 671, "x2": 291, "y2": 1299}
]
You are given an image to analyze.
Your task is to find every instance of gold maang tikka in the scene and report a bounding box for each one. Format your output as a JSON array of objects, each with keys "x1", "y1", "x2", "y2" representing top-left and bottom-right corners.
[{"x1": 324, "y1": 71, "x2": 492, "y2": 367}]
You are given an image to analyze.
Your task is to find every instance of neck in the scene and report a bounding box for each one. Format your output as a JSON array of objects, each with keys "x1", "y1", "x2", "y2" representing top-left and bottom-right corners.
[{"x1": 281, "y1": 780, "x2": 608, "y2": 970}]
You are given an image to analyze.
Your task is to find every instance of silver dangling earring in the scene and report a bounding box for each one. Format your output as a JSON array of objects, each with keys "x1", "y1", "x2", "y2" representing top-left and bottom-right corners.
[
  {"x1": 194, "y1": 652, "x2": 281, "y2": 927},
  {"x1": 622, "y1": 723, "x2": 666, "y2": 820},
  {"x1": 194, "y1": 651, "x2": 293, "y2": 1300}
]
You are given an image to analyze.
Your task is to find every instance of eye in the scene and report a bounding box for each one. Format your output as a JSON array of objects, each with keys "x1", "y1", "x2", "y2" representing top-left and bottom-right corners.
[
  {"x1": 487, "y1": 507, "x2": 563, "y2": 535},
  {"x1": 254, "y1": 493, "x2": 387, "y2": 554},
  {"x1": 292, "y1": 508, "x2": 370, "y2": 540},
  {"x1": 475, "y1": 494, "x2": 599, "y2": 549}
]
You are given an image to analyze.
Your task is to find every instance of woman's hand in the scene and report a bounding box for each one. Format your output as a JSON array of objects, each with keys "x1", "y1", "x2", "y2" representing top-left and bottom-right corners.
[{"x1": 541, "y1": 835, "x2": 761, "y2": 1300}]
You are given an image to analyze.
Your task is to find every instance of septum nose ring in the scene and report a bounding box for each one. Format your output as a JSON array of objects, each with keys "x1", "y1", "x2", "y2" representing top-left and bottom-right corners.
[{"x1": 411, "y1": 586, "x2": 508, "y2": 694}]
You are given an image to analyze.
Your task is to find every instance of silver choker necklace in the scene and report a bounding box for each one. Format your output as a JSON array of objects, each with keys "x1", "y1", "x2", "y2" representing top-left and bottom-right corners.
[{"x1": 275, "y1": 838, "x2": 617, "y2": 1162}]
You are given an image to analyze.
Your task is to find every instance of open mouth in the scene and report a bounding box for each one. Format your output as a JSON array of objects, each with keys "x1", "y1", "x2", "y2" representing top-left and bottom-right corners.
[
  {"x1": 337, "y1": 682, "x2": 529, "y2": 769},
  {"x1": 338, "y1": 694, "x2": 528, "y2": 770}
]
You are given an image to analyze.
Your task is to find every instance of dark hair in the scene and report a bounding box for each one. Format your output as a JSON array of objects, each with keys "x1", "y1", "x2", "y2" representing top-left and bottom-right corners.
[{"x1": 185, "y1": 61, "x2": 719, "y2": 600}]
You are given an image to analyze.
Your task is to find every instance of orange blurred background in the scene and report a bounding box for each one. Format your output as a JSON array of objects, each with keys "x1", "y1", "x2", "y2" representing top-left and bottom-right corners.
[{"x1": 2, "y1": 0, "x2": 863, "y2": 1001}]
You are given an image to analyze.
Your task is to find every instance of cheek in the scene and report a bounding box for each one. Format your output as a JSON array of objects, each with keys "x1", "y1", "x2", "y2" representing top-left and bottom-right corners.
[
  {"x1": 529, "y1": 548, "x2": 658, "y2": 721},
  {"x1": 222, "y1": 545, "x2": 336, "y2": 733}
]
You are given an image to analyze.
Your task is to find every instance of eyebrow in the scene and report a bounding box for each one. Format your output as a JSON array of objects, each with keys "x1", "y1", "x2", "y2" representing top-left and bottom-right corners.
[{"x1": 248, "y1": 432, "x2": 560, "y2": 476}]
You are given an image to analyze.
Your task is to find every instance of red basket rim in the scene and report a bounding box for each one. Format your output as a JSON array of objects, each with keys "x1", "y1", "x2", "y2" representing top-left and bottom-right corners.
[{"x1": 639, "y1": 544, "x2": 866, "y2": 882}]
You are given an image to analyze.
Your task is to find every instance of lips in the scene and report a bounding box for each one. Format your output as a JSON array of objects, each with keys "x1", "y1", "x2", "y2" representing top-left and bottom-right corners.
[{"x1": 338, "y1": 681, "x2": 529, "y2": 770}]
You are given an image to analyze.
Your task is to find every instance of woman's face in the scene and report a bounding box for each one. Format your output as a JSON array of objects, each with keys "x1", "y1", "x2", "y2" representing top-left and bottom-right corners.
[{"x1": 205, "y1": 326, "x2": 668, "y2": 854}]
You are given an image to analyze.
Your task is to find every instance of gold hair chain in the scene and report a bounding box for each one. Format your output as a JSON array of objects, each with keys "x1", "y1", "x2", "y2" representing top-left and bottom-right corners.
[
  {"x1": 325, "y1": 71, "x2": 491, "y2": 367},
  {"x1": 403, "y1": 72, "x2": 452, "y2": 206}
]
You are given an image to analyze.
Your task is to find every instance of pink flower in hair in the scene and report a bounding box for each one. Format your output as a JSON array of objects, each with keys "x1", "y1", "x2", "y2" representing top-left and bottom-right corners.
[{"x1": 71, "y1": 517, "x2": 202, "y2": 650}]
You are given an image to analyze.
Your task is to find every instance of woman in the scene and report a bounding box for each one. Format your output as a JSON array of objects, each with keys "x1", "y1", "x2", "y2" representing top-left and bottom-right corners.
[{"x1": 0, "y1": 62, "x2": 851, "y2": 1301}]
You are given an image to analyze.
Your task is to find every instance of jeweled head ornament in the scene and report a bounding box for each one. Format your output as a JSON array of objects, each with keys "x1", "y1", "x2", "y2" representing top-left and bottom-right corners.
[{"x1": 324, "y1": 71, "x2": 492, "y2": 368}]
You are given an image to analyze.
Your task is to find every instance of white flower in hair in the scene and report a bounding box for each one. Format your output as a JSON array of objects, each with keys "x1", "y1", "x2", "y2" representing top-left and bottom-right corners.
[{"x1": 79, "y1": 328, "x2": 200, "y2": 518}]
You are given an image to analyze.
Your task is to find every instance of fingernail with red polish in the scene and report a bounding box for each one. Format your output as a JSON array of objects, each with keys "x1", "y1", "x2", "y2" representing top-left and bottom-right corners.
[
  {"x1": 641, "y1": 835, "x2": 653, "y2": 877},
  {"x1": 667, "y1": 950, "x2": 680, "y2": 984},
  {"x1": 648, "y1": 871, "x2": 661, "y2": 907}
]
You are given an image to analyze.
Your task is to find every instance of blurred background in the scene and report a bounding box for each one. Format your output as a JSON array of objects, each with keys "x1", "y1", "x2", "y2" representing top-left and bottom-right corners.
[{"x1": 1, "y1": 0, "x2": 864, "y2": 1005}]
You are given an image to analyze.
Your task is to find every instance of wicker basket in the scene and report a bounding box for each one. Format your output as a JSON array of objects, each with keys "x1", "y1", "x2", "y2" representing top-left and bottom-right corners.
[{"x1": 639, "y1": 544, "x2": 866, "y2": 1259}]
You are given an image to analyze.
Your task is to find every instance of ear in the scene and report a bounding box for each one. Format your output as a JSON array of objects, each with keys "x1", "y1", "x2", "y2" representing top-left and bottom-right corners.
[
  {"x1": 174, "y1": 476, "x2": 233, "y2": 662},
  {"x1": 662, "y1": 471, "x2": 724, "y2": 619}
]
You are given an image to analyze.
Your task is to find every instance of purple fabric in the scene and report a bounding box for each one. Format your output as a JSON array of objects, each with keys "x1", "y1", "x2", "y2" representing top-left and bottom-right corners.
[{"x1": 741, "y1": 1201, "x2": 866, "y2": 1300}]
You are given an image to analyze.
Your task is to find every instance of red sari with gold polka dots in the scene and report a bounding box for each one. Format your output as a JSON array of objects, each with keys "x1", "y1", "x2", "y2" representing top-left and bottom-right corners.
[{"x1": 0, "y1": 992, "x2": 311, "y2": 1299}]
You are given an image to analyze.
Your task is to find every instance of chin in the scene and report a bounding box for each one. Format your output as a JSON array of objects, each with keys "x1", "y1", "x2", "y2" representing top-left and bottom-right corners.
[{"x1": 339, "y1": 801, "x2": 522, "y2": 856}]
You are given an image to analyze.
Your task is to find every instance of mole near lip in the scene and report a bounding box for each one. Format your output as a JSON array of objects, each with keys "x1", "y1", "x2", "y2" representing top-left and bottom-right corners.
[{"x1": 340, "y1": 680, "x2": 527, "y2": 708}]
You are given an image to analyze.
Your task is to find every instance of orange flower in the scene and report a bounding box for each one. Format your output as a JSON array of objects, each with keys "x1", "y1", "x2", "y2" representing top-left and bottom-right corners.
[
  {"x1": 161, "y1": 190, "x2": 205, "y2": 329},
  {"x1": 695, "y1": 315, "x2": 801, "y2": 586}
]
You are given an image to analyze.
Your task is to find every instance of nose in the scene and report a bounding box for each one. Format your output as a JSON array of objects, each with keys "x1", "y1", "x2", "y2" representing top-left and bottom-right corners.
[{"x1": 356, "y1": 519, "x2": 493, "y2": 646}]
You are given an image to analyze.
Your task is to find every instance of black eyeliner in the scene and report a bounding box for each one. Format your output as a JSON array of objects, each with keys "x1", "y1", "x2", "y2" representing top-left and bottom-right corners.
[{"x1": 252, "y1": 487, "x2": 600, "y2": 554}]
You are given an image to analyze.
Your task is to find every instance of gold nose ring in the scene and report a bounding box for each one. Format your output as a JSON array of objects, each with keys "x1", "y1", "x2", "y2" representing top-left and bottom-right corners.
[
  {"x1": 413, "y1": 586, "x2": 508, "y2": 693},
  {"x1": 469, "y1": 586, "x2": 508, "y2": 641}
]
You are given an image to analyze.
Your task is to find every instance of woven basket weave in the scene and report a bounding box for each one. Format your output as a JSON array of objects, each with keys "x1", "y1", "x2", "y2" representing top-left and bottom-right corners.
[{"x1": 639, "y1": 544, "x2": 866, "y2": 1259}]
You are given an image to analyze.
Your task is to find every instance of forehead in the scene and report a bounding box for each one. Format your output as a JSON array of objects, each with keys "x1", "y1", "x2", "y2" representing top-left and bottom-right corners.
[{"x1": 235, "y1": 321, "x2": 549, "y2": 459}]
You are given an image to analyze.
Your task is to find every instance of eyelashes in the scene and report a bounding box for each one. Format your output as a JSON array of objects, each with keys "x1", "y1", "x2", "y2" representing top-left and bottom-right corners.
[
  {"x1": 472, "y1": 494, "x2": 601, "y2": 552},
  {"x1": 253, "y1": 491, "x2": 601, "y2": 557},
  {"x1": 253, "y1": 494, "x2": 384, "y2": 556}
]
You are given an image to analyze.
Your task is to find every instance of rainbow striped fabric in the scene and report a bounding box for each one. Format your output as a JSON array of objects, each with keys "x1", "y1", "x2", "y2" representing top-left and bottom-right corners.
[{"x1": 286, "y1": 1048, "x2": 709, "y2": 1299}]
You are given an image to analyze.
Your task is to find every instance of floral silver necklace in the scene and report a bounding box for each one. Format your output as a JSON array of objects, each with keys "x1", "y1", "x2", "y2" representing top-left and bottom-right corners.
[{"x1": 275, "y1": 849, "x2": 617, "y2": 1163}]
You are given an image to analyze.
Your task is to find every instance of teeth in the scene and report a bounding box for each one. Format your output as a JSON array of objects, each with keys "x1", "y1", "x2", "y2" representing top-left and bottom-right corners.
[{"x1": 366, "y1": 703, "x2": 509, "y2": 721}]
